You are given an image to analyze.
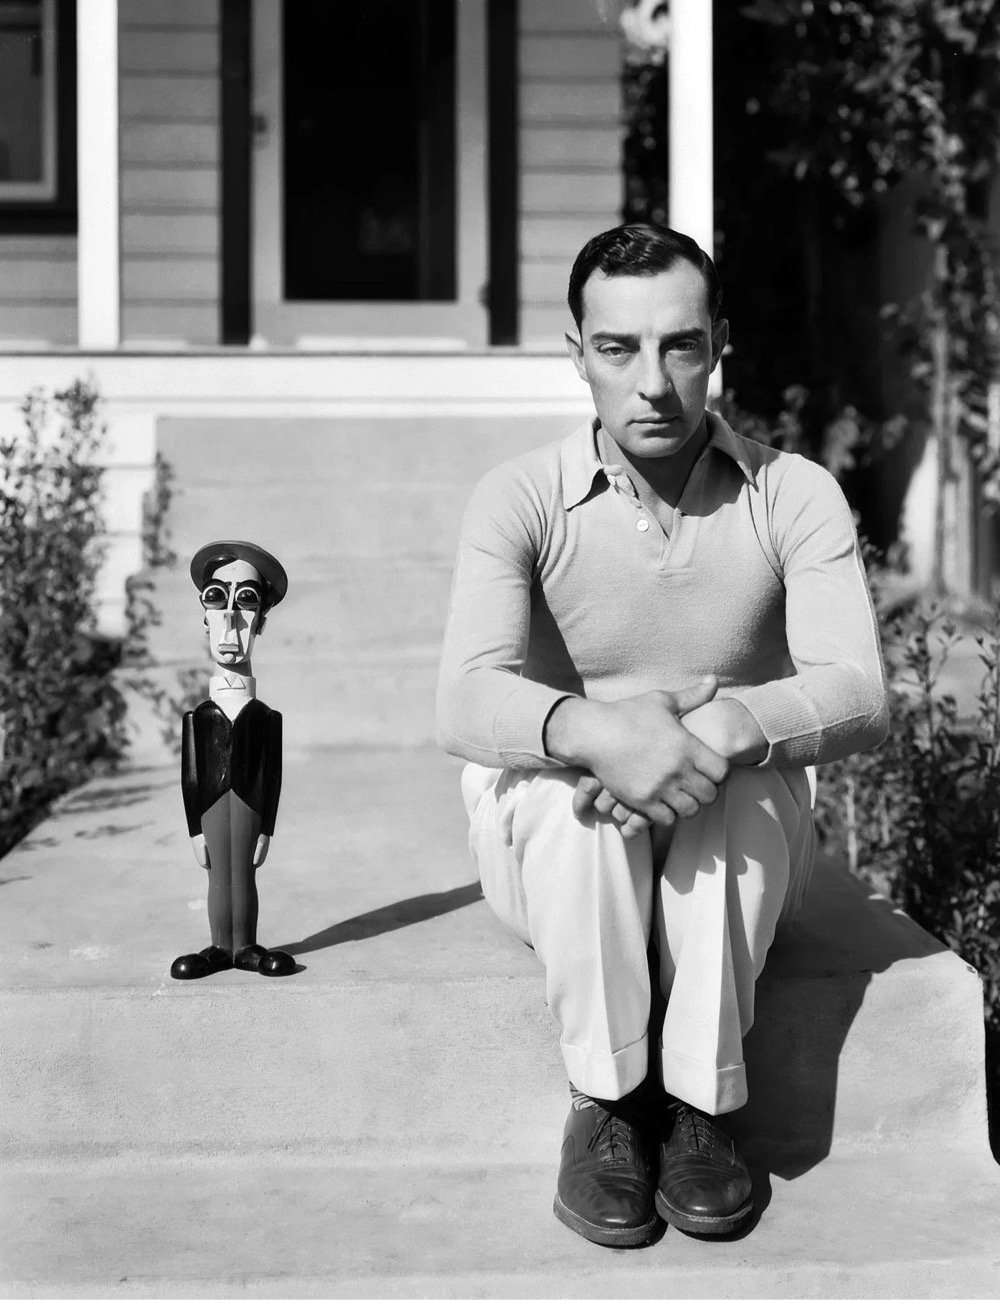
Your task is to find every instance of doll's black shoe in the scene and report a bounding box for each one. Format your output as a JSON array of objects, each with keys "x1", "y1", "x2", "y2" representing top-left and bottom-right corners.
[
  {"x1": 233, "y1": 943, "x2": 269, "y2": 971},
  {"x1": 259, "y1": 948, "x2": 296, "y2": 977},
  {"x1": 170, "y1": 945, "x2": 233, "y2": 980}
]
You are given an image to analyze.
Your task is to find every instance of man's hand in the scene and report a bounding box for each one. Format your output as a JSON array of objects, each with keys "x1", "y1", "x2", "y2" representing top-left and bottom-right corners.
[
  {"x1": 681, "y1": 697, "x2": 767, "y2": 765},
  {"x1": 545, "y1": 677, "x2": 729, "y2": 831},
  {"x1": 190, "y1": 833, "x2": 210, "y2": 869},
  {"x1": 253, "y1": 833, "x2": 270, "y2": 868},
  {"x1": 572, "y1": 693, "x2": 768, "y2": 837}
]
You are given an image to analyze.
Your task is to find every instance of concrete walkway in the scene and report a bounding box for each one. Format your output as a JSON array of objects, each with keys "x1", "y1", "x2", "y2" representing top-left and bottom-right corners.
[{"x1": 2, "y1": 745, "x2": 999, "y2": 1297}]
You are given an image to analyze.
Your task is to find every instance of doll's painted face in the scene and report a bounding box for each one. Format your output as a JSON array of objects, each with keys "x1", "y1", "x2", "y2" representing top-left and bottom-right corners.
[{"x1": 200, "y1": 559, "x2": 264, "y2": 668}]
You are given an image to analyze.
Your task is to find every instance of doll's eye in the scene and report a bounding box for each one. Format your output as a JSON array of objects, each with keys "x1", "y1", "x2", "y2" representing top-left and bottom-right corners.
[
  {"x1": 234, "y1": 585, "x2": 261, "y2": 610},
  {"x1": 200, "y1": 583, "x2": 228, "y2": 609}
]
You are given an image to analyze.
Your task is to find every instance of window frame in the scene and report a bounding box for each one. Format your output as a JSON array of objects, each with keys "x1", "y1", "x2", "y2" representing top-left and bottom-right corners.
[{"x1": 0, "y1": 0, "x2": 76, "y2": 233}]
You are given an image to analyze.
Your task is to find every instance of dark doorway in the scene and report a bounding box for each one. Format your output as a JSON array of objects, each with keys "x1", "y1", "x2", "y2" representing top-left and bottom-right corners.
[{"x1": 282, "y1": 0, "x2": 457, "y2": 303}]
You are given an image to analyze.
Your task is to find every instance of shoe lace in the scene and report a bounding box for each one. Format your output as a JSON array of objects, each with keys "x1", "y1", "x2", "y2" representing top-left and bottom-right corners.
[
  {"x1": 588, "y1": 1108, "x2": 640, "y2": 1163},
  {"x1": 668, "y1": 1101, "x2": 717, "y2": 1152}
]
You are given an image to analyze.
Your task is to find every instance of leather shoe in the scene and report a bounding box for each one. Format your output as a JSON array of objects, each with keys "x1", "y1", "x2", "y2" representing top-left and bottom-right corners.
[
  {"x1": 170, "y1": 945, "x2": 233, "y2": 980},
  {"x1": 233, "y1": 944, "x2": 269, "y2": 971},
  {"x1": 553, "y1": 1097, "x2": 658, "y2": 1247},
  {"x1": 655, "y1": 1099, "x2": 753, "y2": 1234},
  {"x1": 259, "y1": 948, "x2": 296, "y2": 977}
]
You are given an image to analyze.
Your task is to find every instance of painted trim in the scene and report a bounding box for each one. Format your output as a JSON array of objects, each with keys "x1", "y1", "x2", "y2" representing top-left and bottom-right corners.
[
  {"x1": 0, "y1": 0, "x2": 77, "y2": 234},
  {"x1": 487, "y1": 0, "x2": 519, "y2": 345},
  {"x1": 220, "y1": 0, "x2": 251, "y2": 344},
  {"x1": 76, "y1": 0, "x2": 120, "y2": 347}
]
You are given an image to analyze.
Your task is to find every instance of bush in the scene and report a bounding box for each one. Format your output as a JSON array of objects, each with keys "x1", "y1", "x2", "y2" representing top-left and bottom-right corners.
[
  {"x1": 815, "y1": 595, "x2": 1000, "y2": 1027},
  {"x1": 0, "y1": 382, "x2": 128, "y2": 857}
]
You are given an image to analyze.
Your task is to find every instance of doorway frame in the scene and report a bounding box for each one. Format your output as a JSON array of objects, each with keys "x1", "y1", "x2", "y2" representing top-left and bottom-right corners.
[{"x1": 247, "y1": 0, "x2": 489, "y2": 348}]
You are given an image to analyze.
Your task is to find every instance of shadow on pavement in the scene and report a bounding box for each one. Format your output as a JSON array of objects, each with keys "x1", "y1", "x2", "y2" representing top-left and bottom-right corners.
[{"x1": 279, "y1": 880, "x2": 484, "y2": 955}]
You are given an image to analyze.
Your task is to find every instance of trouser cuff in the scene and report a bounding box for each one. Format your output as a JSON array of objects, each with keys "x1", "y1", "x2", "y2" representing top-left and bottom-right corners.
[
  {"x1": 561, "y1": 1034, "x2": 649, "y2": 1102},
  {"x1": 660, "y1": 1047, "x2": 747, "y2": 1115}
]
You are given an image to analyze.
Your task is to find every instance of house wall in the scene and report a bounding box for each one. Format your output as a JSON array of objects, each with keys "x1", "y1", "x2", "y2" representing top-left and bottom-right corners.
[
  {"x1": 0, "y1": 236, "x2": 77, "y2": 346},
  {"x1": 118, "y1": 0, "x2": 221, "y2": 346},
  {"x1": 518, "y1": 0, "x2": 622, "y2": 345}
]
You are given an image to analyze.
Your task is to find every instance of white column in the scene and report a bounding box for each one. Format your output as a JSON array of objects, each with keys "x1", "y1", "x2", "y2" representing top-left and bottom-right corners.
[
  {"x1": 76, "y1": 0, "x2": 120, "y2": 348},
  {"x1": 668, "y1": 0, "x2": 718, "y2": 392},
  {"x1": 668, "y1": 0, "x2": 714, "y2": 254}
]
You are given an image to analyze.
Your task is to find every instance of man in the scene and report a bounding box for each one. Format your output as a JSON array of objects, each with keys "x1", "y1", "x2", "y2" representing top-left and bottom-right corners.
[
  {"x1": 171, "y1": 540, "x2": 295, "y2": 981},
  {"x1": 436, "y1": 224, "x2": 888, "y2": 1246}
]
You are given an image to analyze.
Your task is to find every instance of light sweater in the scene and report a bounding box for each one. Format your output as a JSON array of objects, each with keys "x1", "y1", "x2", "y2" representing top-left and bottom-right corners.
[{"x1": 435, "y1": 412, "x2": 889, "y2": 771}]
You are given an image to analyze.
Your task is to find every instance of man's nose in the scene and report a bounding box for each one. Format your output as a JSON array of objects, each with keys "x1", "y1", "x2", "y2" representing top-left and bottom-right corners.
[{"x1": 637, "y1": 351, "x2": 673, "y2": 401}]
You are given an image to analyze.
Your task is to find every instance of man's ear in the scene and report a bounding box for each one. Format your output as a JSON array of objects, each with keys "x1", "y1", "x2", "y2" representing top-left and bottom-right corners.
[
  {"x1": 711, "y1": 317, "x2": 730, "y2": 371},
  {"x1": 565, "y1": 330, "x2": 587, "y2": 382}
]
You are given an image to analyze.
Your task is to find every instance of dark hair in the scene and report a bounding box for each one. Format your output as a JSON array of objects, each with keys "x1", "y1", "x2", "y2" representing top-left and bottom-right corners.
[{"x1": 567, "y1": 223, "x2": 723, "y2": 330}]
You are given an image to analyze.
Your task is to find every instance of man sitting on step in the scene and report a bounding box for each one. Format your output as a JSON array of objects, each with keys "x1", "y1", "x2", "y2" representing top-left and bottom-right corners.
[{"x1": 436, "y1": 223, "x2": 889, "y2": 1247}]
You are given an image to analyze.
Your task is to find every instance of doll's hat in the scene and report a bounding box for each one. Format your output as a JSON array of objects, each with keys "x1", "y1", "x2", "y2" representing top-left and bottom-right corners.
[{"x1": 190, "y1": 540, "x2": 288, "y2": 609}]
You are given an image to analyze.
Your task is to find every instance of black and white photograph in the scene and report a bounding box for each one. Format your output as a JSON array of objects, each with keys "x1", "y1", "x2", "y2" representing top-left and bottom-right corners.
[{"x1": 1, "y1": 1, "x2": 999, "y2": 1295}]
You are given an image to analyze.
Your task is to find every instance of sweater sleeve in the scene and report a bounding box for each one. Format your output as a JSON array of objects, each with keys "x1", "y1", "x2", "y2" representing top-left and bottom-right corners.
[
  {"x1": 435, "y1": 464, "x2": 573, "y2": 769},
  {"x1": 732, "y1": 457, "x2": 890, "y2": 767}
]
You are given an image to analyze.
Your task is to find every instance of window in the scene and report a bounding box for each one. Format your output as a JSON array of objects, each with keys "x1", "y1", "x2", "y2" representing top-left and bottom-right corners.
[{"x1": 0, "y1": 0, "x2": 76, "y2": 231}]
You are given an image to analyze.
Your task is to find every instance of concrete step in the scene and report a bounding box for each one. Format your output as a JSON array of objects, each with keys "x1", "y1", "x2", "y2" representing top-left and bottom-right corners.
[
  {"x1": 158, "y1": 415, "x2": 574, "y2": 489},
  {"x1": 5, "y1": 1151, "x2": 1000, "y2": 1298},
  {"x1": 140, "y1": 560, "x2": 456, "y2": 664},
  {"x1": 0, "y1": 750, "x2": 991, "y2": 1165},
  {"x1": 155, "y1": 414, "x2": 571, "y2": 568},
  {"x1": 122, "y1": 656, "x2": 441, "y2": 754},
  {"x1": 1, "y1": 748, "x2": 997, "y2": 1294}
]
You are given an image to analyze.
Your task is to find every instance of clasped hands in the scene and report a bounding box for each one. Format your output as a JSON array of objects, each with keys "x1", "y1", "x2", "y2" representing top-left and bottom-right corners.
[{"x1": 544, "y1": 675, "x2": 767, "y2": 841}]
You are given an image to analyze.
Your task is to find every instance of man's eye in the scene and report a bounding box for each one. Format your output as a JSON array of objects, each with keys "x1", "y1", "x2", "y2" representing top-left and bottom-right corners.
[
  {"x1": 598, "y1": 346, "x2": 629, "y2": 358},
  {"x1": 201, "y1": 584, "x2": 228, "y2": 608},
  {"x1": 234, "y1": 586, "x2": 261, "y2": 610}
]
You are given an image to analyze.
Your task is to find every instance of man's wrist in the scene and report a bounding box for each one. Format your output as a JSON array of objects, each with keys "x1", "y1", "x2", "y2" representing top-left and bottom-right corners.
[
  {"x1": 681, "y1": 698, "x2": 767, "y2": 765},
  {"x1": 543, "y1": 695, "x2": 602, "y2": 766}
]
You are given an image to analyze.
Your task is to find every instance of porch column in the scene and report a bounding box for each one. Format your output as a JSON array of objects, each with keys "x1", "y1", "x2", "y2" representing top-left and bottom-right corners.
[
  {"x1": 668, "y1": 0, "x2": 717, "y2": 391},
  {"x1": 76, "y1": 0, "x2": 121, "y2": 348},
  {"x1": 668, "y1": 0, "x2": 713, "y2": 254}
]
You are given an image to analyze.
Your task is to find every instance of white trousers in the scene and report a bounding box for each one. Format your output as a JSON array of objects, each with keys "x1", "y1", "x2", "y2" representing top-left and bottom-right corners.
[{"x1": 462, "y1": 763, "x2": 815, "y2": 1116}]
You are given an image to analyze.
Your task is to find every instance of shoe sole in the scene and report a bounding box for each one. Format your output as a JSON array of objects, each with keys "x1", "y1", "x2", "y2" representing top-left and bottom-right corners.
[
  {"x1": 654, "y1": 1188, "x2": 753, "y2": 1235},
  {"x1": 553, "y1": 1194, "x2": 659, "y2": 1248}
]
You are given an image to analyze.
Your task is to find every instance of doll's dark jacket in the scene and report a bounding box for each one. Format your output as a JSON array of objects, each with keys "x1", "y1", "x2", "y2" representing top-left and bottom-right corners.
[{"x1": 181, "y1": 699, "x2": 282, "y2": 837}]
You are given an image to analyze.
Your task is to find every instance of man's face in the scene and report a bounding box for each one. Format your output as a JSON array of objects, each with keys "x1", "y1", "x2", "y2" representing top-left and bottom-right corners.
[
  {"x1": 567, "y1": 260, "x2": 728, "y2": 460},
  {"x1": 200, "y1": 559, "x2": 264, "y2": 668}
]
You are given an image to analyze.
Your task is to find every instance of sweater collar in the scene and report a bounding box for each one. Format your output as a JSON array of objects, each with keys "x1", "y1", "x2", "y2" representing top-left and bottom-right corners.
[{"x1": 560, "y1": 411, "x2": 755, "y2": 511}]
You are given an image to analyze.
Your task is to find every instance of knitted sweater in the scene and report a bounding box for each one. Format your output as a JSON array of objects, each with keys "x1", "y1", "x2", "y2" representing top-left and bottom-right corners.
[{"x1": 436, "y1": 413, "x2": 889, "y2": 771}]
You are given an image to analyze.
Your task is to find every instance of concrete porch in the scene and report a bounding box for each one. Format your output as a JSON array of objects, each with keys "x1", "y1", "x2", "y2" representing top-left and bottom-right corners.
[{"x1": 1, "y1": 377, "x2": 998, "y2": 1295}]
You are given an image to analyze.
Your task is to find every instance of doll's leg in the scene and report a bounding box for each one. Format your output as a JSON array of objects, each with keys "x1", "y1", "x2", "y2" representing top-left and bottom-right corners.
[{"x1": 229, "y1": 794, "x2": 262, "y2": 951}]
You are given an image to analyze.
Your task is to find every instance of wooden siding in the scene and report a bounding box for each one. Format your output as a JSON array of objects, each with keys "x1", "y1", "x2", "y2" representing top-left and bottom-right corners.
[
  {"x1": 118, "y1": 0, "x2": 221, "y2": 345},
  {"x1": 0, "y1": 237, "x2": 76, "y2": 344},
  {"x1": 518, "y1": 0, "x2": 622, "y2": 345}
]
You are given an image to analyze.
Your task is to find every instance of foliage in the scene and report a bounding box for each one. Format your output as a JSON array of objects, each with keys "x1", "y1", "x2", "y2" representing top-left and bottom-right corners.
[
  {"x1": 0, "y1": 383, "x2": 128, "y2": 857},
  {"x1": 718, "y1": 385, "x2": 908, "y2": 483},
  {"x1": 815, "y1": 590, "x2": 1000, "y2": 1030},
  {"x1": 742, "y1": 0, "x2": 1000, "y2": 538},
  {"x1": 119, "y1": 452, "x2": 205, "y2": 755}
]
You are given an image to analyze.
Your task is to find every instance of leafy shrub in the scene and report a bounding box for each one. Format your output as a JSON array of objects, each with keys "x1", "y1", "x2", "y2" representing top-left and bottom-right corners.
[
  {"x1": 0, "y1": 382, "x2": 128, "y2": 857},
  {"x1": 815, "y1": 596, "x2": 1000, "y2": 1027}
]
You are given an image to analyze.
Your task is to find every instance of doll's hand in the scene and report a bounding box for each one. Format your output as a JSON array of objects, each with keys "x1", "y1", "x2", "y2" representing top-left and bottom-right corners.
[
  {"x1": 253, "y1": 833, "x2": 270, "y2": 868},
  {"x1": 190, "y1": 834, "x2": 209, "y2": 869}
]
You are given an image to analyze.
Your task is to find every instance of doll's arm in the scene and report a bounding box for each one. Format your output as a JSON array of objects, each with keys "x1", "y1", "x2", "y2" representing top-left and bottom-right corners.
[
  {"x1": 181, "y1": 711, "x2": 209, "y2": 867},
  {"x1": 260, "y1": 710, "x2": 282, "y2": 836}
]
